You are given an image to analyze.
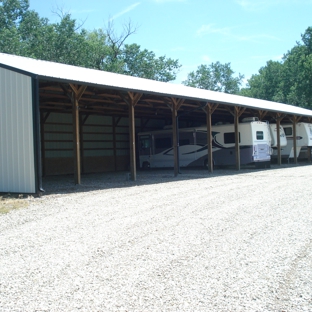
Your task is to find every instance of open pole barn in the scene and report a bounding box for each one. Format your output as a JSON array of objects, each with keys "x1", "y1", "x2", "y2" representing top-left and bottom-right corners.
[{"x1": 1, "y1": 53, "x2": 312, "y2": 195}]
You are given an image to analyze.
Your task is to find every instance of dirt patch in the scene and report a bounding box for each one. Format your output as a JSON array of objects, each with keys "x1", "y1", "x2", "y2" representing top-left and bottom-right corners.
[{"x1": 0, "y1": 194, "x2": 29, "y2": 214}]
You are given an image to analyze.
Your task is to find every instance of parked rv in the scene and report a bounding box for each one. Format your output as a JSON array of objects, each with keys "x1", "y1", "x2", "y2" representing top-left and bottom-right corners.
[
  {"x1": 269, "y1": 124, "x2": 287, "y2": 158},
  {"x1": 281, "y1": 122, "x2": 312, "y2": 159},
  {"x1": 138, "y1": 117, "x2": 271, "y2": 169}
]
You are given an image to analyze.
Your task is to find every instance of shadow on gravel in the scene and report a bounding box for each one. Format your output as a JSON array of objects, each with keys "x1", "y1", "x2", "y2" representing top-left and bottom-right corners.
[{"x1": 40, "y1": 162, "x2": 312, "y2": 196}]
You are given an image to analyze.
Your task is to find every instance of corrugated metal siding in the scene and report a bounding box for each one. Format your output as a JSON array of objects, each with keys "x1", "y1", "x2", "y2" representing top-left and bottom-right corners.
[{"x1": 0, "y1": 68, "x2": 36, "y2": 193}]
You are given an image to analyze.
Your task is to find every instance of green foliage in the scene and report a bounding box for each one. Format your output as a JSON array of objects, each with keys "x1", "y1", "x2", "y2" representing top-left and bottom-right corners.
[
  {"x1": 121, "y1": 44, "x2": 181, "y2": 82},
  {"x1": 241, "y1": 27, "x2": 312, "y2": 109},
  {"x1": 0, "y1": 0, "x2": 29, "y2": 54},
  {"x1": 0, "y1": 0, "x2": 181, "y2": 82},
  {"x1": 240, "y1": 60, "x2": 283, "y2": 100},
  {"x1": 182, "y1": 62, "x2": 244, "y2": 94}
]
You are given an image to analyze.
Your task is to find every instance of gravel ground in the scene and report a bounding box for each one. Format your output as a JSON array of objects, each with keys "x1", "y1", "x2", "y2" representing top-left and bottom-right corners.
[{"x1": 0, "y1": 164, "x2": 312, "y2": 312}]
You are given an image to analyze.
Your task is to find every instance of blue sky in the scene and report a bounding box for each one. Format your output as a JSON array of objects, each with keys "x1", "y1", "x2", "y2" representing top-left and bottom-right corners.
[{"x1": 29, "y1": 0, "x2": 312, "y2": 85}]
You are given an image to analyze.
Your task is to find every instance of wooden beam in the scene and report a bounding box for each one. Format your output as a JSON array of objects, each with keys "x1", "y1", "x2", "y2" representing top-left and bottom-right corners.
[
  {"x1": 121, "y1": 92, "x2": 143, "y2": 181},
  {"x1": 172, "y1": 102, "x2": 179, "y2": 177},
  {"x1": 275, "y1": 113, "x2": 285, "y2": 166},
  {"x1": 68, "y1": 84, "x2": 87, "y2": 185},
  {"x1": 69, "y1": 84, "x2": 87, "y2": 101},
  {"x1": 163, "y1": 97, "x2": 185, "y2": 176},
  {"x1": 80, "y1": 114, "x2": 85, "y2": 174},
  {"x1": 234, "y1": 107, "x2": 240, "y2": 171},
  {"x1": 293, "y1": 115, "x2": 300, "y2": 164},
  {"x1": 73, "y1": 93, "x2": 81, "y2": 184},
  {"x1": 308, "y1": 146, "x2": 312, "y2": 163},
  {"x1": 276, "y1": 118, "x2": 281, "y2": 165},
  {"x1": 205, "y1": 103, "x2": 218, "y2": 173},
  {"x1": 227, "y1": 106, "x2": 245, "y2": 170},
  {"x1": 257, "y1": 110, "x2": 268, "y2": 121}
]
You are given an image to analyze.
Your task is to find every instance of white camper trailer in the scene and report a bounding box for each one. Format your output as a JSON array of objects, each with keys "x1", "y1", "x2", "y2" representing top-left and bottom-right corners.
[
  {"x1": 269, "y1": 124, "x2": 287, "y2": 158},
  {"x1": 138, "y1": 118, "x2": 271, "y2": 169},
  {"x1": 281, "y1": 122, "x2": 312, "y2": 159}
]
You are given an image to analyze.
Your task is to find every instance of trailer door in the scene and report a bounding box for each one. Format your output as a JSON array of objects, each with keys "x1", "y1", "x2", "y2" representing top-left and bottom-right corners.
[
  {"x1": 253, "y1": 127, "x2": 270, "y2": 162},
  {"x1": 138, "y1": 134, "x2": 152, "y2": 168}
]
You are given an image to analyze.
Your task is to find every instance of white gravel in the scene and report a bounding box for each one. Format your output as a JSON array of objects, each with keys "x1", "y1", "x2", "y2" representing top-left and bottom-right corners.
[{"x1": 1, "y1": 164, "x2": 312, "y2": 311}]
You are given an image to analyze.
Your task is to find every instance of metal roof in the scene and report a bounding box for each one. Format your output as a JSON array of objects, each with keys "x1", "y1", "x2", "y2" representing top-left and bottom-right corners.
[{"x1": 1, "y1": 52, "x2": 312, "y2": 117}]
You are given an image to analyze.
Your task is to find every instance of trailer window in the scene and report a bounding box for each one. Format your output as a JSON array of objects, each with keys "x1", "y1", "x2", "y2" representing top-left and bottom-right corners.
[
  {"x1": 155, "y1": 138, "x2": 171, "y2": 149},
  {"x1": 179, "y1": 139, "x2": 190, "y2": 146},
  {"x1": 139, "y1": 136, "x2": 151, "y2": 149},
  {"x1": 284, "y1": 127, "x2": 292, "y2": 136},
  {"x1": 196, "y1": 132, "x2": 207, "y2": 145},
  {"x1": 256, "y1": 131, "x2": 264, "y2": 140},
  {"x1": 224, "y1": 132, "x2": 240, "y2": 144}
]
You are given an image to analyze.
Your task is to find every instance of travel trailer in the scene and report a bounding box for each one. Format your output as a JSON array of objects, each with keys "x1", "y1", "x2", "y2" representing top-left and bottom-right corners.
[
  {"x1": 281, "y1": 122, "x2": 312, "y2": 159},
  {"x1": 138, "y1": 117, "x2": 271, "y2": 169},
  {"x1": 269, "y1": 124, "x2": 287, "y2": 158}
]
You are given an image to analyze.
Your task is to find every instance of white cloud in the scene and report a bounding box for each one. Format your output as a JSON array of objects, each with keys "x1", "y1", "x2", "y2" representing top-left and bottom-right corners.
[
  {"x1": 273, "y1": 54, "x2": 284, "y2": 60},
  {"x1": 196, "y1": 24, "x2": 231, "y2": 37},
  {"x1": 202, "y1": 55, "x2": 211, "y2": 62},
  {"x1": 196, "y1": 23, "x2": 281, "y2": 43},
  {"x1": 109, "y1": 2, "x2": 141, "y2": 21},
  {"x1": 237, "y1": 34, "x2": 282, "y2": 42},
  {"x1": 71, "y1": 9, "x2": 96, "y2": 14}
]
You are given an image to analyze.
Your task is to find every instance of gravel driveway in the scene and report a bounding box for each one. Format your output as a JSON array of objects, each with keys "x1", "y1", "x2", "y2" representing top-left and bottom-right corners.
[{"x1": 1, "y1": 164, "x2": 312, "y2": 311}]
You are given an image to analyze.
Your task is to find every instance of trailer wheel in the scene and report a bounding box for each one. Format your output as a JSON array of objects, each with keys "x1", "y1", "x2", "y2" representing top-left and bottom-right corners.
[{"x1": 142, "y1": 161, "x2": 150, "y2": 170}]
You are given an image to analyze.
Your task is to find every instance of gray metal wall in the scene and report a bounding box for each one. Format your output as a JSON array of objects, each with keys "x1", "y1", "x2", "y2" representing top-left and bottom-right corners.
[{"x1": 0, "y1": 67, "x2": 36, "y2": 193}]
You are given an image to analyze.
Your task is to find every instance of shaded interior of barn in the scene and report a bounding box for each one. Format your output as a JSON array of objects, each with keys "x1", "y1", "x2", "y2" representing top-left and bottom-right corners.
[{"x1": 38, "y1": 80, "x2": 312, "y2": 177}]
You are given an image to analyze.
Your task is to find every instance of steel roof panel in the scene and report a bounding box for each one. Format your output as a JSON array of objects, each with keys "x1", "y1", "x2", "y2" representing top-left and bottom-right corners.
[{"x1": 1, "y1": 52, "x2": 312, "y2": 117}]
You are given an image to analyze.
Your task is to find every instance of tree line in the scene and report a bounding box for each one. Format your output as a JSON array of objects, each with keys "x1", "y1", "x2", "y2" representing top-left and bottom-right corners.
[
  {"x1": 0, "y1": 0, "x2": 180, "y2": 82},
  {"x1": 1, "y1": 0, "x2": 312, "y2": 109}
]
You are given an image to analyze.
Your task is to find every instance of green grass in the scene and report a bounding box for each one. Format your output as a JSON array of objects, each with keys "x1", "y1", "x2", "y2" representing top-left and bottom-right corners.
[{"x1": 0, "y1": 195, "x2": 29, "y2": 214}]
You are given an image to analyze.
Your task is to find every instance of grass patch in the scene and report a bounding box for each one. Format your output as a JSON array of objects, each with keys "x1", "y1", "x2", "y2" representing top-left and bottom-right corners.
[{"x1": 0, "y1": 194, "x2": 29, "y2": 215}]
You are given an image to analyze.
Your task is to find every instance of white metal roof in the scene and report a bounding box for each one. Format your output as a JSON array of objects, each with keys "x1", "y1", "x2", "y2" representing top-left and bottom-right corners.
[{"x1": 1, "y1": 52, "x2": 312, "y2": 117}]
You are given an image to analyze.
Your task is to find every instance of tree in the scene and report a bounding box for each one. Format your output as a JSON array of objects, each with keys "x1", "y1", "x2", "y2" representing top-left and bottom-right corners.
[
  {"x1": 121, "y1": 43, "x2": 181, "y2": 81},
  {"x1": 182, "y1": 62, "x2": 244, "y2": 94},
  {"x1": 0, "y1": 0, "x2": 29, "y2": 54},
  {"x1": 240, "y1": 60, "x2": 283, "y2": 100},
  {"x1": 241, "y1": 27, "x2": 312, "y2": 108},
  {"x1": 0, "y1": 1, "x2": 181, "y2": 82},
  {"x1": 102, "y1": 22, "x2": 181, "y2": 81}
]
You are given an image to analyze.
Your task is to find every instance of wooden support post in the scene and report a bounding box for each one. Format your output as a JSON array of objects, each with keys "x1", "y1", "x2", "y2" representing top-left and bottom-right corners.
[
  {"x1": 308, "y1": 146, "x2": 312, "y2": 162},
  {"x1": 73, "y1": 94, "x2": 81, "y2": 184},
  {"x1": 234, "y1": 107, "x2": 240, "y2": 171},
  {"x1": 293, "y1": 116, "x2": 298, "y2": 164},
  {"x1": 275, "y1": 113, "x2": 285, "y2": 166},
  {"x1": 276, "y1": 118, "x2": 281, "y2": 165},
  {"x1": 129, "y1": 98, "x2": 136, "y2": 181},
  {"x1": 168, "y1": 98, "x2": 184, "y2": 177},
  {"x1": 69, "y1": 84, "x2": 87, "y2": 185},
  {"x1": 226, "y1": 106, "x2": 245, "y2": 170},
  {"x1": 120, "y1": 92, "x2": 142, "y2": 181},
  {"x1": 171, "y1": 101, "x2": 178, "y2": 177},
  {"x1": 274, "y1": 113, "x2": 285, "y2": 166},
  {"x1": 258, "y1": 110, "x2": 268, "y2": 121},
  {"x1": 205, "y1": 103, "x2": 218, "y2": 173}
]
